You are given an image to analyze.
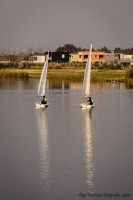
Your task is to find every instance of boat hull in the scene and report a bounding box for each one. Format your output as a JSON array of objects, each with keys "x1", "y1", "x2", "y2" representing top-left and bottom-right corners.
[
  {"x1": 80, "y1": 103, "x2": 94, "y2": 109},
  {"x1": 35, "y1": 102, "x2": 49, "y2": 108}
]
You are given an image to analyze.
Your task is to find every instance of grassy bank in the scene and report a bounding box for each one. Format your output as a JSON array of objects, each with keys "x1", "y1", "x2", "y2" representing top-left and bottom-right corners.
[
  {"x1": 0, "y1": 68, "x2": 126, "y2": 81},
  {"x1": 0, "y1": 70, "x2": 29, "y2": 79},
  {"x1": 91, "y1": 70, "x2": 126, "y2": 82}
]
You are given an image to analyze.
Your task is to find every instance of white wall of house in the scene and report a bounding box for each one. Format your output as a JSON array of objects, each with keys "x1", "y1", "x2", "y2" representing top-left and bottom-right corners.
[
  {"x1": 30, "y1": 55, "x2": 45, "y2": 63},
  {"x1": 120, "y1": 54, "x2": 133, "y2": 60},
  {"x1": 120, "y1": 54, "x2": 133, "y2": 65}
]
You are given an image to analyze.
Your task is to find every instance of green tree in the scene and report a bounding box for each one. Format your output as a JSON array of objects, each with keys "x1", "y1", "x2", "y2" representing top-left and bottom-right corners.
[
  {"x1": 55, "y1": 43, "x2": 82, "y2": 53},
  {"x1": 98, "y1": 46, "x2": 111, "y2": 53}
]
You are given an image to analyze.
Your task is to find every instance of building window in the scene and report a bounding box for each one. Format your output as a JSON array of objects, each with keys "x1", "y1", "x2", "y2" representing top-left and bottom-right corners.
[
  {"x1": 99, "y1": 55, "x2": 103, "y2": 59},
  {"x1": 33, "y1": 56, "x2": 37, "y2": 61},
  {"x1": 62, "y1": 54, "x2": 65, "y2": 58},
  {"x1": 84, "y1": 55, "x2": 88, "y2": 59}
]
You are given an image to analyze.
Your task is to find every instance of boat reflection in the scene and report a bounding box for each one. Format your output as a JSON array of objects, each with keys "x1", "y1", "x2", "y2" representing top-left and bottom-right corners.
[
  {"x1": 82, "y1": 109, "x2": 95, "y2": 192},
  {"x1": 36, "y1": 108, "x2": 50, "y2": 189}
]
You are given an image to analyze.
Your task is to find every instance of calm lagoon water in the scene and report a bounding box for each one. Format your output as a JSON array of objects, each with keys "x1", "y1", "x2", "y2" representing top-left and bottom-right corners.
[{"x1": 0, "y1": 79, "x2": 133, "y2": 200}]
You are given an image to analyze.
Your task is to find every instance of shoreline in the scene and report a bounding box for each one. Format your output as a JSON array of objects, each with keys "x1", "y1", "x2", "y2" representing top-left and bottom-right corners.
[{"x1": 0, "y1": 68, "x2": 126, "y2": 82}]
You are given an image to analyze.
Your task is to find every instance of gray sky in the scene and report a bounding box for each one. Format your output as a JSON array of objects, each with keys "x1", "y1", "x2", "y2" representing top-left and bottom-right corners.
[{"x1": 0, "y1": 0, "x2": 133, "y2": 52}]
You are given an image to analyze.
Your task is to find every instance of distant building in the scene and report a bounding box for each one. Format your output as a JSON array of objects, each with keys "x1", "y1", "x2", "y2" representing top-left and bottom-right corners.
[
  {"x1": 30, "y1": 54, "x2": 45, "y2": 63},
  {"x1": 69, "y1": 53, "x2": 78, "y2": 62},
  {"x1": 92, "y1": 51, "x2": 106, "y2": 64},
  {"x1": 106, "y1": 51, "x2": 115, "y2": 63},
  {"x1": 52, "y1": 52, "x2": 69, "y2": 63},
  {"x1": 29, "y1": 52, "x2": 69, "y2": 63},
  {"x1": 72, "y1": 51, "x2": 106, "y2": 63},
  {"x1": 120, "y1": 54, "x2": 133, "y2": 65}
]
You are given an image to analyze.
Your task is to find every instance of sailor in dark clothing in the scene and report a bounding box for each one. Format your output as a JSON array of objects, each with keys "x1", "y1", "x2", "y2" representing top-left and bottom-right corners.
[
  {"x1": 86, "y1": 97, "x2": 93, "y2": 105},
  {"x1": 41, "y1": 95, "x2": 47, "y2": 104}
]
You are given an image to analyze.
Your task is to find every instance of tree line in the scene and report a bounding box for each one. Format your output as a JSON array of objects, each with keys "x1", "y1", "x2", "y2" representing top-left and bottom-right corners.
[{"x1": 0, "y1": 44, "x2": 133, "y2": 62}]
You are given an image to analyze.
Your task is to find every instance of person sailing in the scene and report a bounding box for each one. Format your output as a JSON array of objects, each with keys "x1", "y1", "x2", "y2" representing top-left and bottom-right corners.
[
  {"x1": 41, "y1": 95, "x2": 47, "y2": 104},
  {"x1": 86, "y1": 96, "x2": 93, "y2": 105}
]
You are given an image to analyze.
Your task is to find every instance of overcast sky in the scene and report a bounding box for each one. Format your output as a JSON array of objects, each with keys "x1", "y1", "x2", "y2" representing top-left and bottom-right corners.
[{"x1": 0, "y1": 0, "x2": 133, "y2": 52}]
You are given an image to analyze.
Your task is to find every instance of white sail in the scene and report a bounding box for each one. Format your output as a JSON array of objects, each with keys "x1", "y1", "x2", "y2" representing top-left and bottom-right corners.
[
  {"x1": 82, "y1": 44, "x2": 92, "y2": 98},
  {"x1": 38, "y1": 57, "x2": 48, "y2": 96}
]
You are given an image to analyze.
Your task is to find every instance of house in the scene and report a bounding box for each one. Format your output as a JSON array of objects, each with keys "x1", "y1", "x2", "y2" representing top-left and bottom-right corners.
[
  {"x1": 52, "y1": 52, "x2": 69, "y2": 63},
  {"x1": 92, "y1": 51, "x2": 106, "y2": 64},
  {"x1": 30, "y1": 54, "x2": 45, "y2": 63},
  {"x1": 106, "y1": 51, "x2": 115, "y2": 63},
  {"x1": 73, "y1": 51, "x2": 106, "y2": 63},
  {"x1": 69, "y1": 53, "x2": 78, "y2": 62},
  {"x1": 29, "y1": 51, "x2": 69, "y2": 63},
  {"x1": 120, "y1": 54, "x2": 133, "y2": 65}
]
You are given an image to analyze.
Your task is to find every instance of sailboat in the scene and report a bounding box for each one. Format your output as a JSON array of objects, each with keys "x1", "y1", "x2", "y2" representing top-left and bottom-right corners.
[
  {"x1": 35, "y1": 56, "x2": 49, "y2": 108},
  {"x1": 80, "y1": 44, "x2": 94, "y2": 109}
]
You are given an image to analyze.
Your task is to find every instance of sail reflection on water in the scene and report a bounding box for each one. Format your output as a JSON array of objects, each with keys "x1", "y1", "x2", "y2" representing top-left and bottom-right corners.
[
  {"x1": 36, "y1": 109, "x2": 50, "y2": 189},
  {"x1": 82, "y1": 109, "x2": 95, "y2": 192}
]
